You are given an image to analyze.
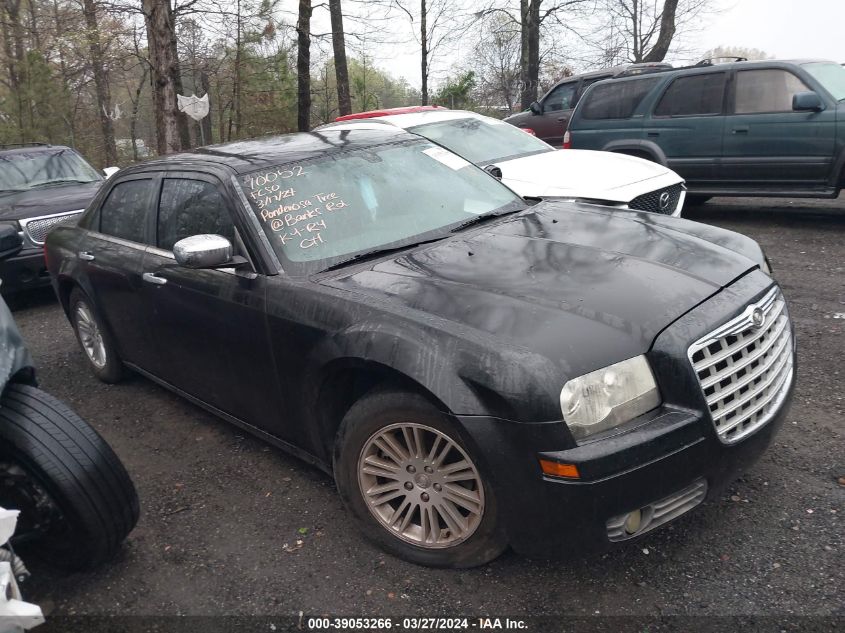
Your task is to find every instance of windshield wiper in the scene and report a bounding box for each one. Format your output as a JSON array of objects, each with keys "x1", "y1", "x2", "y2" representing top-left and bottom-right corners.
[
  {"x1": 450, "y1": 205, "x2": 522, "y2": 233},
  {"x1": 37, "y1": 179, "x2": 96, "y2": 188},
  {"x1": 321, "y1": 237, "x2": 445, "y2": 273}
]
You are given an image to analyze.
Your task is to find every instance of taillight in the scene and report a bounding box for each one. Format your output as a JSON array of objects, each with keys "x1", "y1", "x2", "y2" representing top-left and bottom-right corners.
[
  {"x1": 562, "y1": 131, "x2": 571, "y2": 149},
  {"x1": 522, "y1": 128, "x2": 536, "y2": 136}
]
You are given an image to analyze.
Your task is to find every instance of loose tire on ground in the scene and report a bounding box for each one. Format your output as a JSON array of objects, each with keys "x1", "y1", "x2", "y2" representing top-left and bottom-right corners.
[
  {"x1": 333, "y1": 388, "x2": 507, "y2": 568},
  {"x1": 0, "y1": 383, "x2": 139, "y2": 570},
  {"x1": 69, "y1": 287, "x2": 123, "y2": 383}
]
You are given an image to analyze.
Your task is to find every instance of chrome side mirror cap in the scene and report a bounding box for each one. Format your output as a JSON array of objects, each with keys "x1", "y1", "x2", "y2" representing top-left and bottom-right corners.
[{"x1": 173, "y1": 234, "x2": 233, "y2": 269}]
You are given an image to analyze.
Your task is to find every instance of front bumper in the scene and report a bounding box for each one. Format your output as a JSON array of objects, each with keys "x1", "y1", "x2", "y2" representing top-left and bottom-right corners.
[
  {"x1": 457, "y1": 271, "x2": 795, "y2": 558},
  {"x1": 0, "y1": 248, "x2": 50, "y2": 293}
]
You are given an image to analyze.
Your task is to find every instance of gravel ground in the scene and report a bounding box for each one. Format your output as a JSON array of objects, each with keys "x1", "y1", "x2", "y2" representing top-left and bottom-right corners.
[{"x1": 9, "y1": 196, "x2": 844, "y2": 620}]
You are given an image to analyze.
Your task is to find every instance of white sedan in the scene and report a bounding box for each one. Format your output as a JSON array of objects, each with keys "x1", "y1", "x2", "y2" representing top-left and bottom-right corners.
[{"x1": 324, "y1": 107, "x2": 686, "y2": 217}]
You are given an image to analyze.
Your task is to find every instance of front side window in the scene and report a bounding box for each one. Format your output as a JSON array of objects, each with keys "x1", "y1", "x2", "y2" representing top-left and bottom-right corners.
[
  {"x1": 157, "y1": 179, "x2": 235, "y2": 251},
  {"x1": 802, "y1": 62, "x2": 845, "y2": 101},
  {"x1": 239, "y1": 140, "x2": 524, "y2": 274},
  {"x1": 408, "y1": 117, "x2": 553, "y2": 164},
  {"x1": 543, "y1": 82, "x2": 577, "y2": 112},
  {"x1": 0, "y1": 148, "x2": 101, "y2": 193},
  {"x1": 99, "y1": 179, "x2": 153, "y2": 244},
  {"x1": 654, "y1": 73, "x2": 726, "y2": 117},
  {"x1": 734, "y1": 69, "x2": 810, "y2": 114},
  {"x1": 581, "y1": 77, "x2": 661, "y2": 120}
]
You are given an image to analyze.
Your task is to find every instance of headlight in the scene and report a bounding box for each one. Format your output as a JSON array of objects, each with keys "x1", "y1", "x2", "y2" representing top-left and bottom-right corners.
[{"x1": 559, "y1": 355, "x2": 661, "y2": 440}]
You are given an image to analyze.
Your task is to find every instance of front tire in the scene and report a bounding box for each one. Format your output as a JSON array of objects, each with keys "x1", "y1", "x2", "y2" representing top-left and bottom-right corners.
[
  {"x1": 0, "y1": 384, "x2": 139, "y2": 570},
  {"x1": 69, "y1": 288, "x2": 123, "y2": 383},
  {"x1": 334, "y1": 389, "x2": 507, "y2": 567}
]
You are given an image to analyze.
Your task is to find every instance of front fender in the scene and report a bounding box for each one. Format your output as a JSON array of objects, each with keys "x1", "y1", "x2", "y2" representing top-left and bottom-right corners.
[{"x1": 602, "y1": 139, "x2": 668, "y2": 166}]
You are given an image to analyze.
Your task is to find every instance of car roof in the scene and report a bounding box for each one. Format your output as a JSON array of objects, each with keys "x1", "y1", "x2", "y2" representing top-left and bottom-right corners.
[
  {"x1": 0, "y1": 144, "x2": 72, "y2": 156},
  {"x1": 324, "y1": 109, "x2": 490, "y2": 131},
  {"x1": 119, "y1": 127, "x2": 414, "y2": 176}
]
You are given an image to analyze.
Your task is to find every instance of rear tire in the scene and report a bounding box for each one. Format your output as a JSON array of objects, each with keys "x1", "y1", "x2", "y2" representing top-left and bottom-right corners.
[
  {"x1": 0, "y1": 383, "x2": 139, "y2": 570},
  {"x1": 334, "y1": 389, "x2": 507, "y2": 568},
  {"x1": 69, "y1": 288, "x2": 123, "y2": 383}
]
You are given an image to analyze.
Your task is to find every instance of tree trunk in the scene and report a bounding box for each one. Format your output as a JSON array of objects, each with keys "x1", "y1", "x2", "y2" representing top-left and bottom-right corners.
[
  {"x1": 199, "y1": 69, "x2": 213, "y2": 144},
  {"x1": 142, "y1": 0, "x2": 181, "y2": 154},
  {"x1": 420, "y1": 0, "x2": 428, "y2": 105},
  {"x1": 519, "y1": 0, "x2": 541, "y2": 110},
  {"x1": 329, "y1": 0, "x2": 351, "y2": 116},
  {"x1": 296, "y1": 0, "x2": 312, "y2": 131},
  {"x1": 232, "y1": 0, "x2": 243, "y2": 138},
  {"x1": 81, "y1": 0, "x2": 117, "y2": 165},
  {"x1": 168, "y1": 0, "x2": 191, "y2": 148},
  {"x1": 2, "y1": 0, "x2": 26, "y2": 141},
  {"x1": 642, "y1": 0, "x2": 678, "y2": 62}
]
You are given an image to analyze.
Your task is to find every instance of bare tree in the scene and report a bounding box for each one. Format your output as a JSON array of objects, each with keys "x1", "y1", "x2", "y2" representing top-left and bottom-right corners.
[
  {"x1": 595, "y1": 0, "x2": 710, "y2": 65},
  {"x1": 81, "y1": 0, "x2": 118, "y2": 164},
  {"x1": 296, "y1": 0, "x2": 311, "y2": 130},
  {"x1": 329, "y1": 0, "x2": 351, "y2": 115},
  {"x1": 142, "y1": 0, "x2": 182, "y2": 153}
]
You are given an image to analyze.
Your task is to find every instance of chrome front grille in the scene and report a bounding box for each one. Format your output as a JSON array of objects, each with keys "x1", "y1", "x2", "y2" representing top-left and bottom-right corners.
[
  {"x1": 20, "y1": 210, "x2": 83, "y2": 245},
  {"x1": 688, "y1": 286, "x2": 794, "y2": 444}
]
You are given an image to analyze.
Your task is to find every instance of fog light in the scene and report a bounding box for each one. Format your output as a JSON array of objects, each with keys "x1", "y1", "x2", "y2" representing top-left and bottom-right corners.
[{"x1": 624, "y1": 509, "x2": 642, "y2": 535}]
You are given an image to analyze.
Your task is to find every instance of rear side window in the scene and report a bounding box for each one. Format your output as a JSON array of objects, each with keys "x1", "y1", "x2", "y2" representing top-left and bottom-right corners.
[
  {"x1": 543, "y1": 82, "x2": 577, "y2": 112},
  {"x1": 157, "y1": 178, "x2": 235, "y2": 251},
  {"x1": 734, "y1": 69, "x2": 810, "y2": 114},
  {"x1": 654, "y1": 73, "x2": 726, "y2": 117},
  {"x1": 581, "y1": 77, "x2": 660, "y2": 120},
  {"x1": 99, "y1": 179, "x2": 153, "y2": 243}
]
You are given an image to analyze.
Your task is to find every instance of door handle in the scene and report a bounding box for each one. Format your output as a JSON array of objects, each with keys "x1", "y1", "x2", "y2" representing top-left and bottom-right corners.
[
  {"x1": 142, "y1": 272, "x2": 168, "y2": 286},
  {"x1": 647, "y1": 131, "x2": 660, "y2": 137},
  {"x1": 78, "y1": 251, "x2": 95, "y2": 261},
  {"x1": 556, "y1": 117, "x2": 569, "y2": 122},
  {"x1": 732, "y1": 126, "x2": 749, "y2": 134}
]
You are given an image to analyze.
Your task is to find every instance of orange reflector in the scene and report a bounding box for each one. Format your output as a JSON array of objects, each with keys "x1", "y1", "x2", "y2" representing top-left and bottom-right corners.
[{"x1": 539, "y1": 459, "x2": 580, "y2": 479}]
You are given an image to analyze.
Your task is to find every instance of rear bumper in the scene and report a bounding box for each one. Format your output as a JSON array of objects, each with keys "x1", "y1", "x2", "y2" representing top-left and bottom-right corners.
[{"x1": 0, "y1": 248, "x2": 50, "y2": 293}]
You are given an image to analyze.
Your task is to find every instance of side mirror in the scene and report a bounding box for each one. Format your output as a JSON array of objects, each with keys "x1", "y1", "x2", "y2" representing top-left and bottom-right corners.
[
  {"x1": 792, "y1": 91, "x2": 823, "y2": 112},
  {"x1": 529, "y1": 101, "x2": 542, "y2": 115},
  {"x1": 103, "y1": 166, "x2": 120, "y2": 179},
  {"x1": 0, "y1": 224, "x2": 23, "y2": 261},
  {"x1": 173, "y1": 234, "x2": 233, "y2": 269}
]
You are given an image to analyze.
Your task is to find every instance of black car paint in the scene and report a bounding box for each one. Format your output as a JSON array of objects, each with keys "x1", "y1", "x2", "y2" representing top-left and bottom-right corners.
[
  {"x1": 0, "y1": 148, "x2": 103, "y2": 293},
  {"x1": 45, "y1": 129, "x2": 791, "y2": 556}
]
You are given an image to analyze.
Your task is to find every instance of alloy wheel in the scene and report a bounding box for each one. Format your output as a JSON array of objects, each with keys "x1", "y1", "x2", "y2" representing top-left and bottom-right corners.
[
  {"x1": 357, "y1": 422, "x2": 485, "y2": 548},
  {"x1": 74, "y1": 303, "x2": 107, "y2": 369}
]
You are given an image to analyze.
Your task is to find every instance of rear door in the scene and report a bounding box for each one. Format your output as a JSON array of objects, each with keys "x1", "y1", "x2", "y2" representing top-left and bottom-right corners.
[
  {"x1": 534, "y1": 80, "x2": 579, "y2": 145},
  {"x1": 139, "y1": 172, "x2": 283, "y2": 433},
  {"x1": 721, "y1": 67, "x2": 836, "y2": 187},
  {"x1": 78, "y1": 174, "x2": 159, "y2": 369},
  {"x1": 645, "y1": 71, "x2": 728, "y2": 185}
]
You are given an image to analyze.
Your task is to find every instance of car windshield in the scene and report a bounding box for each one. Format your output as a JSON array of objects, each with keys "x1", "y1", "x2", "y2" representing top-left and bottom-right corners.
[
  {"x1": 803, "y1": 62, "x2": 845, "y2": 101},
  {"x1": 407, "y1": 117, "x2": 554, "y2": 165},
  {"x1": 0, "y1": 148, "x2": 101, "y2": 192},
  {"x1": 239, "y1": 138, "x2": 525, "y2": 274}
]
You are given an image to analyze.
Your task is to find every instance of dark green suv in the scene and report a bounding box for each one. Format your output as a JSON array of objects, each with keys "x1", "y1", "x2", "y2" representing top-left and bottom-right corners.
[{"x1": 566, "y1": 60, "x2": 845, "y2": 201}]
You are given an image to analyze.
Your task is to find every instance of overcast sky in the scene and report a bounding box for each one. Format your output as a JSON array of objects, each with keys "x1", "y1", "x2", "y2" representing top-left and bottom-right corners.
[{"x1": 346, "y1": 0, "x2": 845, "y2": 91}]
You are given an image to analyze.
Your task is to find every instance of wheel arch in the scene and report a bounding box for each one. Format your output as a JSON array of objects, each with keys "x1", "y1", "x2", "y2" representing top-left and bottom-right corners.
[{"x1": 603, "y1": 140, "x2": 668, "y2": 166}]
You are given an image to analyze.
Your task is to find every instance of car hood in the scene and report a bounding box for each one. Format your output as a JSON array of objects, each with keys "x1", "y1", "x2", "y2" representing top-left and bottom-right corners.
[
  {"x1": 0, "y1": 181, "x2": 101, "y2": 221},
  {"x1": 324, "y1": 201, "x2": 762, "y2": 377},
  {"x1": 497, "y1": 149, "x2": 682, "y2": 203}
]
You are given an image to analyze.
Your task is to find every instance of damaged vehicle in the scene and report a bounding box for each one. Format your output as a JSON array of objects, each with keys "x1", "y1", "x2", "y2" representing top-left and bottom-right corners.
[
  {"x1": 45, "y1": 127, "x2": 794, "y2": 567},
  {"x1": 0, "y1": 223, "x2": 138, "y2": 574}
]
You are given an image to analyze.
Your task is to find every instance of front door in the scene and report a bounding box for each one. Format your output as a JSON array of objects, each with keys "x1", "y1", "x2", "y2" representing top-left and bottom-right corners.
[
  {"x1": 534, "y1": 81, "x2": 578, "y2": 146},
  {"x1": 139, "y1": 174, "x2": 282, "y2": 434},
  {"x1": 721, "y1": 68, "x2": 836, "y2": 187}
]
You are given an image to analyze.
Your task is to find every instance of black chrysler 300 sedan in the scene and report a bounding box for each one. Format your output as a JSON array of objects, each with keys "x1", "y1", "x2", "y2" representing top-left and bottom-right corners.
[{"x1": 44, "y1": 128, "x2": 795, "y2": 567}]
